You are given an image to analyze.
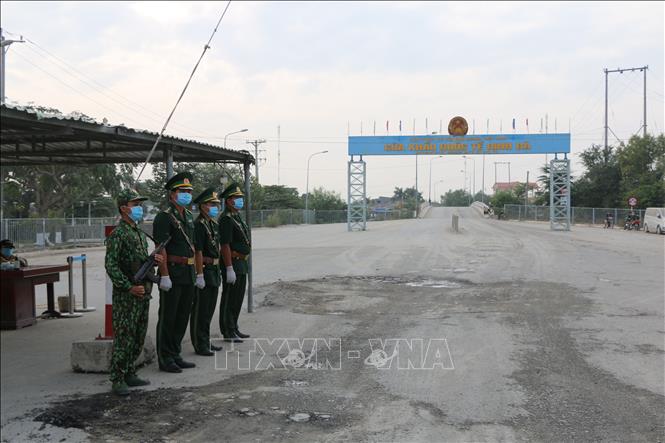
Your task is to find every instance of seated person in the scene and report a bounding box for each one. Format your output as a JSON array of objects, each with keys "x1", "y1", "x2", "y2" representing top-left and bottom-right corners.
[{"x1": 0, "y1": 239, "x2": 28, "y2": 269}]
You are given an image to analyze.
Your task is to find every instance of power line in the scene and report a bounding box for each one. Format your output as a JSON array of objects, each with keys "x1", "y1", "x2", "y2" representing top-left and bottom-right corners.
[
  {"x1": 9, "y1": 29, "x2": 219, "y2": 138},
  {"x1": 136, "y1": 0, "x2": 232, "y2": 181}
]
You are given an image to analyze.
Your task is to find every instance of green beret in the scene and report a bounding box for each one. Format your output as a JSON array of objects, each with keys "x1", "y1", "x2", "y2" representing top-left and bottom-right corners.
[
  {"x1": 0, "y1": 239, "x2": 15, "y2": 248},
  {"x1": 165, "y1": 171, "x2": 193, "y2": 191},
  {"x1": 220, "y1": 182, "x2": 244, "y2": 199},
  {"x1": 116, "y1": 188, "x2": 148, "y2": 207},
  {"x1": 193, "y1": 186, "x2": 221, "y2": 205}
]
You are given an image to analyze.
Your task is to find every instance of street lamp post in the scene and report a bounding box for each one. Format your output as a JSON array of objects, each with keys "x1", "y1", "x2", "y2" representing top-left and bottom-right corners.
[
  {"x1": 305, "y1": 150, "x2": 328, "y2": 223},
  {"x1": 428, "y1": 155, "x2": 443, "y2": 203},
  {"x1": 463, "y1": 155, "x2": 476, "y2": 200},
  {"x1": 434, "y1": 179, "x2": 445, "y2": 205},
  {"x1": 223, "y1": 128, "x2": 248, "y2": 149}
]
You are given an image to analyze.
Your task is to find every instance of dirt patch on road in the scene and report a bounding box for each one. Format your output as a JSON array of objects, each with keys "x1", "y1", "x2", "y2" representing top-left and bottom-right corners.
[{"x1": 30, "y1": 276, "x2": 664, "y2": 442}]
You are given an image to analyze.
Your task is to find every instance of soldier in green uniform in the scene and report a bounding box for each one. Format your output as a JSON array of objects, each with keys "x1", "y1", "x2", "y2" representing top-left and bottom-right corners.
[
  {"x1": 219, "y1": 182, "x2": 251, "y2": 342},
  {"x1": 190, "y1": 187, "x2": 224, "y2": 356},
  {"x1": 105, "y1": 188, "x2": 163, "y2": 396},
  {"x1": 153, "y1": 172, "x2": 197, "y2": 373}
]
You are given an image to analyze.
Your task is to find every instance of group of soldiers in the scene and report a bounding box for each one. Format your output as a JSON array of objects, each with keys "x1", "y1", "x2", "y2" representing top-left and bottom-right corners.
[{"x1": 104, "y1": 172, "x2": 252, "y2": 396}]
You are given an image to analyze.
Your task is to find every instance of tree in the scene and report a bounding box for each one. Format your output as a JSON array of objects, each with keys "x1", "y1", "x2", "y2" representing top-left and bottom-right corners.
[
  {"x1": 261, "y1": 185, "x2": 302, "y2": 209},
  {"x1": 2, "y1": 164, "x2": 133, "y2": 218},
  {"x1": 304, "y1": 187, "x2": 346, "y2": 210},
  {"x1": 441, "y1": 189, "x2": 472, "y2": 206},
  {"x1": 473, "y1": 190, "x2": 490, "y2": 204},
  {"x1": 572, "y1": 144, "x2": 620, "y2": 208},
  {"x1": 489, "y1": 190, "x2": 521, "y2": 210},
  {"x1": 617, "y1": 134, "x2": 665, "y2": 208},
  {"x1": 533, "y1": 164, "x2": 551, "y2": 206}
]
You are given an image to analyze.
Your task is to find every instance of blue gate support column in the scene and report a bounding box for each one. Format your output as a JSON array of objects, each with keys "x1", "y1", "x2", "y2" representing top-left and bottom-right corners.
[
  {"x1": 550, "y1": 155, "x2": 571, "y2": 231},
  {"x1": 347, "y1": 157, "x2": 367, "y2": 231}
]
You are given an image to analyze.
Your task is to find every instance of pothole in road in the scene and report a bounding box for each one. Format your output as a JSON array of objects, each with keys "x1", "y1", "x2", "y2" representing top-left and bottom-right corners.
[{"x1": 404, "y1": 279, "x2": 462, "y2": 289}]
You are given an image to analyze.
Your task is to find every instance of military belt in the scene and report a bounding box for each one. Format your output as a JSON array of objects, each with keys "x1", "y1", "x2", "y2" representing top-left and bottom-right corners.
[
  {"x1": 168, "y1": 255, "x2": 194, "y2": 266},
  {"x1": 231, "y1": 251, "x2": 248, "y2": 261},
  {"x1": 202, "y1": 256, "x2": 219, "y2": 265}
]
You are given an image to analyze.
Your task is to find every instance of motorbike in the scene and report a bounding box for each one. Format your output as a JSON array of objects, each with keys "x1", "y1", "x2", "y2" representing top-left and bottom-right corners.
[{"x1": 623, "y1": 218, "x2": 641, "y2": 230}]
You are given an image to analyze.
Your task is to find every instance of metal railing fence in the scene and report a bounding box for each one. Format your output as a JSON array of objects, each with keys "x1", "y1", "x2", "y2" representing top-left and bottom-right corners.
[
  {"x1": 502, "y1": 205, "x2": 645, "y2": 226},
  {"x1": 0, "y1": 209, "x2": 415, "y2": 250}
]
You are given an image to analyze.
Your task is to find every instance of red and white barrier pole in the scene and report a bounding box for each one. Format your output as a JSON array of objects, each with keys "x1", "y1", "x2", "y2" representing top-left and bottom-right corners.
[{"x1": 96, "y1": 225, "x2": 116, "y2": 340}]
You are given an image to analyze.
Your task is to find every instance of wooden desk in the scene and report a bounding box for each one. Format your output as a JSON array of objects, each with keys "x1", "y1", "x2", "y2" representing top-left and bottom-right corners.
[{"x1": 0, "y1": 265, "x2": 69, "y2": 329}]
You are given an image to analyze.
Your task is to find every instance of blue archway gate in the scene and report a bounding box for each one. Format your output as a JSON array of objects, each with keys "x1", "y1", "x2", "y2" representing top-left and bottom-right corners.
[{"x1": 347, "y1": 131, "x2": 571, "y2": 231}]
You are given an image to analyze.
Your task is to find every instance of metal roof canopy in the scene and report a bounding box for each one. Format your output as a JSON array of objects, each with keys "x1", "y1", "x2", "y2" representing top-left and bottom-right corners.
[{"x1": 0, "y1": 104, "x2": 254, "y2": 166}]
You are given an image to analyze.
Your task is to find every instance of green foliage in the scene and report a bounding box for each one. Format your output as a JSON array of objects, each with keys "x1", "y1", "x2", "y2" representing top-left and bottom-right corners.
[
  {"x1": 533, "y1": 165, "x2": 551, "y2": 205},
  {"x1": 572, "y1": 144, "x2": 620, "y2": 207},
  {"x1": 265, "y1": 212, "x2": 284, "y2": 228},
  {"x1": 305, "y1": 187, "x2": 346, "y2": 210},
  {"x1": 393, "y1": 186, "x2": 423, "y2": 211},
  {"x1": 490, "y1": 190, "x2": 521, "y2": 209},
  {"x1": 2, "y1": 164, "x2": 134, "y2": 218},
  {"x1": 473, "y1": 191, "x2": 490, "y2": 203},
  {"x1": 260, "y1": 185, "x2": 302, "y2": 209},
  {"x1": 617, "y1": 134, "x2": 665, "y2": 208},
  {"x1": 569, "y1": 135, "x2": 664, "y2": 208},
  {"x1": 440, "y1": 189, "x2": 472, "y2": 206}
]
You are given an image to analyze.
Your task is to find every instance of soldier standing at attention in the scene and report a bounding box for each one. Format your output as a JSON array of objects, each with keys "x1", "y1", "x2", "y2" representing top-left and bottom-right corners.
[
  {"x1": 153, "y1": 172, "x2": 197, "y2": 373},
  {"x1": 219, "y1": 182, "x2": 251, "y2": 342},
  {"x1": 190, "y1": 187, "x2": 224, "y2": 356},
  {"x1": 105, "y1": 188, "x2": 163, "y2": 396}
]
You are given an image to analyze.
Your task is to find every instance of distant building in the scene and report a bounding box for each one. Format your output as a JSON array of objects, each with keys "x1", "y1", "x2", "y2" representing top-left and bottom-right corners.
[
  {"x1": 492, "y1": 182, "x2": 538, "y2": 193},
  {"x1": 369, "y1": 196, "x2": 395, "y2": 215}
]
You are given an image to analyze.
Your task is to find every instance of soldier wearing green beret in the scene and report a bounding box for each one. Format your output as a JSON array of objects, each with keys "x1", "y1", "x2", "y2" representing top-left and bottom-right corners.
[
  {"x1": 190, "y1": 187, "x2": 224, "y2": 356},
  {"x1": 218, "y1": 182, "x2": 251, "y2": 342},
  {"x1": 105, "y1": 188, "x2": 163, "y2": 395},
  {"x1": 153, "y1": 172, "x2": 197, "y2": 373}
]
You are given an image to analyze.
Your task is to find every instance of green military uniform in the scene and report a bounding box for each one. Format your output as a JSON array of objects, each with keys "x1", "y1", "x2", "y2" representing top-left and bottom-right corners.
[
  {"x1": 0, "y1": 239, "x2": 28, "y2": 269},
  {"x1": 153, "y1": 172, "x2": 197, "y2": 371},
  {"x1": 104, "y1": 189, "x2": 150, "y2": 388},
  {"x1": 190, "y1": 187, "x2": 223, "y2": 354},
  {"x1": 219, "y1": 183, "x2": 251, "y2": 339}
]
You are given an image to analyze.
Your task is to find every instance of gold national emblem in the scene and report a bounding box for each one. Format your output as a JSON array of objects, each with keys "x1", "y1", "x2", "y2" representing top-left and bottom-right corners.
[
  {"x1": 448, "y1": 116, "x2": 469, "y2": 136},
  {"x1": 212, "y1": 192, "x2": 217, "y2": 199}
]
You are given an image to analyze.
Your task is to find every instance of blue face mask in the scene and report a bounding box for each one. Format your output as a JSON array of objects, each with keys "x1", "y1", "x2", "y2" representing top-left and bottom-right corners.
[
  {"x1": 176, "y1": 192, "x2": 192, "y2": 206},
  {"x1": 208, "y1": 206, "x2": 219, "y2": 218},
  {"x1": 130, "y1": 206, "x2": 144, "y2": 222},
  {"x1": 2, "y1": 248, "x2": 14, "y2": 257},
  {"x1": 234, "y1": 197, "x2": 244, "y2": 210}
]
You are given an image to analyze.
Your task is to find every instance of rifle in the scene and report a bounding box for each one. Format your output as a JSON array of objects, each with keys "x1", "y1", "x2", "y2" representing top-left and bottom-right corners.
[{"x1": 133, "y1": 235, "x2": 171, "y2": 285}]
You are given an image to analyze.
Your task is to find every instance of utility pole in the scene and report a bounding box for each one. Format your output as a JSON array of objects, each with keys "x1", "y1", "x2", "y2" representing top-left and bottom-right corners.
[
  {"x1": 277, "y1": 125, "x2": 281, "y2": 185},
  {"x1": 0, "y1": 28, "x2": 24, "y2": 232},
  {"x1": 246, "y1": 139, "x2": 266, "y2": 184},
  {"x1": 494, "y1": 161, "x2": 511, "y2": 192},
  {"x1": 415, "y1": 155, "x2": 419, "y2": 217},
  {"x1": 604, "y1": 66, "x2": 649, "y2": 148},
  {"x1": 481, "y1": 154, "x2": 485, "y2": 203},
  {"x1": 1, "y1": 28, "x2": 25, "y2": 104},
  {"x1": 525, "y1": 171, "x2": 529, "y2": 207}
]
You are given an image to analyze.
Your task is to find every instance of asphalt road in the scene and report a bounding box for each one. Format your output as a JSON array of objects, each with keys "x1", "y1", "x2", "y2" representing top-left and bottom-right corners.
[{"x1": 1, "y1": 207, "x2": 663, "y2": 442}]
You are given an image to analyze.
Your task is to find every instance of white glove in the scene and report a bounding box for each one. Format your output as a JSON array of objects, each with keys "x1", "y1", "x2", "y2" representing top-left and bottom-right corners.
[
  {"x1": 159, "y1": 275, "x2": 173, "y2": 291},
  {"x1": 225, "y1": 266, "x2": 237, "y2": 284},
  {"x1": 195, "y1": 274, "x2": 206, "y2": 289}
]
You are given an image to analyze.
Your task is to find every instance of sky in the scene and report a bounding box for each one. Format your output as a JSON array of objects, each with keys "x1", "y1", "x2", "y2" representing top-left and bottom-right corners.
[{"x1": 2, "y1": 1, "x2": 663, "y2": 200}]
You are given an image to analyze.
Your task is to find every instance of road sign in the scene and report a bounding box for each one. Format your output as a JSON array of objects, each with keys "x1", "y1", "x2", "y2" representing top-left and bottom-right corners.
[
  {"x1": 348, "y1": 133, "x2": 571, "y2": 156},
  {"x1": 628, "y1": 196, "x2": 638, "y2": 207}
]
